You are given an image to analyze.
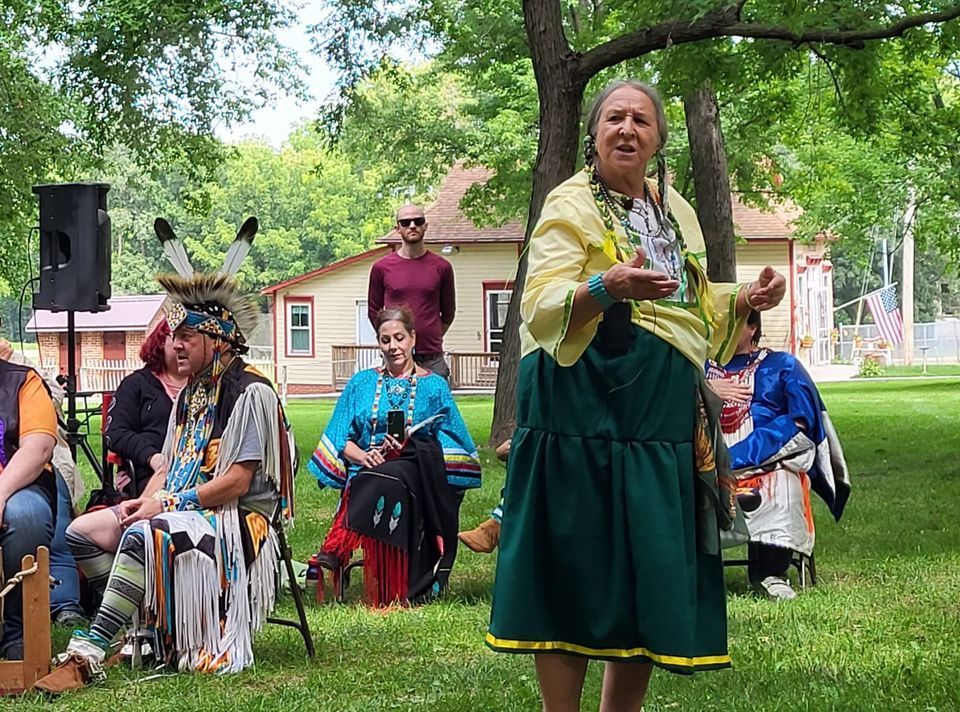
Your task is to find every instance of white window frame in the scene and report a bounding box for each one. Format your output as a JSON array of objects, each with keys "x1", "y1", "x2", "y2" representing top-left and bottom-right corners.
[
  {"x1": 485, "y1": 288, "x2": 513, "y2": 353},
  {"x1": 286, "y1": 301, "x2": 313, "y2": 357}
]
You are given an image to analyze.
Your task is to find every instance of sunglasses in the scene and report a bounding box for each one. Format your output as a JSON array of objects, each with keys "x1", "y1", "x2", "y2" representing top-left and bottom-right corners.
[{"x1": 398, "y1": 217, "x2": 426, "y2": 228}]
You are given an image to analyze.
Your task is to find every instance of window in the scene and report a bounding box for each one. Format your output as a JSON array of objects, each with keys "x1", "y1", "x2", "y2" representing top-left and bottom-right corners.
[
  {"x1": 484, "y1": 287, "x2": 513, "y2": 353},
  {"x1": 286, "y1": 301, "x2": 313, "y2": 356}
]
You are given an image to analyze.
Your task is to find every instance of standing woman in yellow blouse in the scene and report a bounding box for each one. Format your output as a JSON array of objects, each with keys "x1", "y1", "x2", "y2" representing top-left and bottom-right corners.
[{"x1": 486, "y1": 79, "x2": 786, "y2": 711}]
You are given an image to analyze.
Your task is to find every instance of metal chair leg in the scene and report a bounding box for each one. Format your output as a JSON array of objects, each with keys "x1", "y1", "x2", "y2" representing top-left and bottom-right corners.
[
  {"x1": 791, "y1": 551, "x2": 817, "y2": 589},
  {"x1": 267, "y1": 524, "x2": 315, "y2": 658}
]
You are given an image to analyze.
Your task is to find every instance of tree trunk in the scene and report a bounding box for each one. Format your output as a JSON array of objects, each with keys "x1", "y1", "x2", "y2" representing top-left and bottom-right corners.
[
  {"x1": 684, "y1": 82, "x2": 737, "y2": 282},
  {"x1": 489, "y1": 0, "x2": 585, "y2": 446}
]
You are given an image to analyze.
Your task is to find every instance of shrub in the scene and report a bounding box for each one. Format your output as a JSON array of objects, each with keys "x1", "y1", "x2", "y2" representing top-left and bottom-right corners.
[{"x1": 858, "y1": 357, "x2": 884, "y2": 378}]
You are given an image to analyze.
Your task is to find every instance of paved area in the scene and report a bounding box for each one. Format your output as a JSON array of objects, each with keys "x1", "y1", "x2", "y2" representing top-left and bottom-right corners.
[{"x1": 807, "y1": 363, "x2": 857, "y2": 383}]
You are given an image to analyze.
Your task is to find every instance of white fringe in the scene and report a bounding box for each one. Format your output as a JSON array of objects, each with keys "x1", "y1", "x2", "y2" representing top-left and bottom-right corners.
[
  {"x1": 212, "y1": 384, "x2": 284, "y2": 672},
  {"x1": 173, "y1": 548, "x2": 221, "y2": 660},
  {"x1": 143, "y1": 381, "x2": 287, "y2": 674},
  {"x1": 248, "y1": 528, "x2": 279, "y2": 633},
  {"x1": 142, "y1": 522, "x2": 156, "y2": 612}
]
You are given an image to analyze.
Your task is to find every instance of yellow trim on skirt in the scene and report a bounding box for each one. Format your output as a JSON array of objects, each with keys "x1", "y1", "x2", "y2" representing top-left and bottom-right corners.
[{"x1": 485, "y1": 633, "x2": 731, "y2": 668}]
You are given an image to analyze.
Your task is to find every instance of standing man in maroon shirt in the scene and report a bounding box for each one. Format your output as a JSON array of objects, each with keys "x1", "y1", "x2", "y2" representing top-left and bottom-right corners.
[{"x1": 368, "y1": 203, "x2": 456, "y2": 379}]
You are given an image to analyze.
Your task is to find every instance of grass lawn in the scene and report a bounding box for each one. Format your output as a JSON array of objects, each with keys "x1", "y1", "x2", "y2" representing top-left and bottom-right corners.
[{"x1": 9, "y1": 382, "x2": 960, "y2": 710}]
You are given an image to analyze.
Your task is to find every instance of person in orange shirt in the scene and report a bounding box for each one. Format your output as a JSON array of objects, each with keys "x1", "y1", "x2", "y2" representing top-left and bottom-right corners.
[
  {"x1": 0, "y1": 336, "x2": 88, "y2": 628},
  {"x1": 0, "y1": 354, "x2": 58, "y2": 660}
]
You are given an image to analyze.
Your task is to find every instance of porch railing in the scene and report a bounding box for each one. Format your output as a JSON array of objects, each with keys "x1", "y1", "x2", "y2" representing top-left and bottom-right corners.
[
  {"x1": 448, "y1": 352, "x2": 499, "y2": 389},
  {"x1": 78, "y1": 359, "x2": 142, "y2": 392},
  {"x1": 37, "y1": 357, "x2": 282, "y2": 395},
  {"x1": 331, "y1": 345, "x2": 382, "y2": 390},
  {"x1": 331, "y1": 345, "x2": 500, "y2": 390}
]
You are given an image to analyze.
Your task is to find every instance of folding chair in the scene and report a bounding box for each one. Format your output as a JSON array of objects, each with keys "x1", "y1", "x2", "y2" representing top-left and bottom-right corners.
[
  {"x1": 315, "y1": 552, "x2": 364, "y2": 604},
  {"x1": 723, "y1": 550, "x2": 817, "y2": 589}
]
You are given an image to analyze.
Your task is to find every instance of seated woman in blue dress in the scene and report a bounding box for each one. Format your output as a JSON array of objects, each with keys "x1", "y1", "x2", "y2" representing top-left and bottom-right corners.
[
  {"x1": 309, "y1": 306, "x2": 481, "y2": 605},
  {"x1": 706, "y1": 310, "x2": 851, "y2": 600}
]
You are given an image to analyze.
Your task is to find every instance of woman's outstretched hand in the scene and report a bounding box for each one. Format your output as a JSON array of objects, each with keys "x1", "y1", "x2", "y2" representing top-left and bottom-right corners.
[
  {"x1": 745, "y1": 266, "x2": 786, "y2": 312},
  {"x1": 603, "y1": 247, "x2": 680, "y2": 302}
]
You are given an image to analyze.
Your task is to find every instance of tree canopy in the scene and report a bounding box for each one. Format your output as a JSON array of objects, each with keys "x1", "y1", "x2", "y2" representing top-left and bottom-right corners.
[
  {"x1": 0, "y1": 0, "x2": 302, "y2": 294},
  {"x1": 314, "y1": 0, "x2": 960, "y2": 442},
  {"x1": 82, "y1": 130, "x2": 403, "y2": 297}
]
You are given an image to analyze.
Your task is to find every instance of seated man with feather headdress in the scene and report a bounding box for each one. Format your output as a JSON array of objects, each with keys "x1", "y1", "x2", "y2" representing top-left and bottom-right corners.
[{"x1": 36, "y1": 217, "x2": 296, "y2": 692}]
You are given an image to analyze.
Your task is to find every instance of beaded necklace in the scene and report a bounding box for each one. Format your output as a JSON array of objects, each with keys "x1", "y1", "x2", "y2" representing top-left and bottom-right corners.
[
  {"x1": 588, "y1": 165, "x2": 685, "y2": 283},
  {"x1": 166, "y1": 349, "x2": 226, "y2": 492},
  {"x1": 370, "y1": 365, "x2": 418, "y2": 440}
]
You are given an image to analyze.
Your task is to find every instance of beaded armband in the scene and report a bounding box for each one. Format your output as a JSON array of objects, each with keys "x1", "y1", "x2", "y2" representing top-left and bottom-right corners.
[{"x1": 587, "y1": 273, "x2": 617, "y2": 309}]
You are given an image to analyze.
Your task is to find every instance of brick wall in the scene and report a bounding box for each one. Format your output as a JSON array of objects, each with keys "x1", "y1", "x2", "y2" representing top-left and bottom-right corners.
[
  {"x1": 126, "y1": 309, "x2": 166, "y2": 361},
  {"x1": 37, "y1": 333, "x2": 59, "y2": 367},
  {"x1": 81, "y1": 332, "x2": 103, "y2": 361},
  {"x1": 126, "y1": 329, "x2": 146, "y2": 361}
]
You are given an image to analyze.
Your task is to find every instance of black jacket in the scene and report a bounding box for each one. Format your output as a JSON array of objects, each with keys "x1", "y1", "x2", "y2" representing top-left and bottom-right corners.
[
  {"x1": 346, "y1": 435, "x2": 459, "y2": 601},
  {"x1": 104, "y1": 367, "x2": 173, "y2": 495},
  {"x1": 0, "y1": 359, "x2": 57, "y2": 508}
]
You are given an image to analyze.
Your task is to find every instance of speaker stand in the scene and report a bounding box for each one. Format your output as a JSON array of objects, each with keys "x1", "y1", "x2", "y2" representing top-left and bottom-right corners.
[{"x1": 60, "y1": 311, "x2": 105, "y2": 487}]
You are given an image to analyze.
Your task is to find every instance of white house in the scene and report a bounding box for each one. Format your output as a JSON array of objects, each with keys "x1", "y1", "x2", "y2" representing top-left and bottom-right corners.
[{"x1": 263, "y1": 166, "x2": 836, "y2": 393}]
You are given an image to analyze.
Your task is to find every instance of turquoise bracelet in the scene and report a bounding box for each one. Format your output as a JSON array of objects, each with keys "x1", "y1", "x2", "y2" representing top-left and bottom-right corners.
[{"x1": 587, "y1": 272, "x2": 617, "y2": 309}]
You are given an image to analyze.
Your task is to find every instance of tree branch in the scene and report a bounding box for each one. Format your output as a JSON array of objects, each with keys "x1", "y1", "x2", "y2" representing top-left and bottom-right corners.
[
  {"x1": 576, "y1": 2, "x2": 744, "y2": 80},
  {"x1": 809, "y1": 45, "x2": 846, "y2": 113},
  {"x1": 576, "y1": 3, "x2": 960, "y2": 81},
  {"x1": 727, "y1": 6, "x2": 960, "y2": 45},
  {"x1": 569, "y1": 3, "x2": 582, "y2": 36}
]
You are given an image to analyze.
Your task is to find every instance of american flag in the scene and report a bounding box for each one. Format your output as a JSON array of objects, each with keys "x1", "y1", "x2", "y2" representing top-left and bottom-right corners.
[{"x1": 865, "y1": 285, "x2": 904, "y2": 345}]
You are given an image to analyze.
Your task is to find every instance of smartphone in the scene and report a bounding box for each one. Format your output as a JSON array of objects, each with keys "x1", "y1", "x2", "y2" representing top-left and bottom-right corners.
[{"x1": 386, "y1": 409, "x2": 405, "y2": 441}]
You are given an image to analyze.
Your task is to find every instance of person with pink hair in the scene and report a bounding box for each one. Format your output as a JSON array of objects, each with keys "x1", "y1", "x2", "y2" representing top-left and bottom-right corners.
[{"x1": 104, "y1": 319, "x2": 187, "y2": 496}]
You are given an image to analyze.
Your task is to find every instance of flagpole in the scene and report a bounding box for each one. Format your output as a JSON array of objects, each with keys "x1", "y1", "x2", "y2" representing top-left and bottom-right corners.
[
  {"x1": 902, "y1": 189, "x2": 916, "y2": 365},
  {"x1": 849, "y1": 238, "x2": 875, "y2": 328},
  {"x1": 833, "y1": 282, "x2": 899, "y2": 312},
  {"x1": 881, "y1": 237, "x2": 889, "y2": 287}
]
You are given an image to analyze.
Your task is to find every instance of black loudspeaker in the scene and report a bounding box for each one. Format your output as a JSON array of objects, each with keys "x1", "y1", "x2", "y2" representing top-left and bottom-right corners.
[{"x1": 32, "y1": 183, "x2": 112, "y2": 313}]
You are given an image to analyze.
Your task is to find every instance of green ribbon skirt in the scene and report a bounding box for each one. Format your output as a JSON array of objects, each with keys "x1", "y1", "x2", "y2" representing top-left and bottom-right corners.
[{"x1": 486, "y1": 327, "x2": 730, "y2": 673}]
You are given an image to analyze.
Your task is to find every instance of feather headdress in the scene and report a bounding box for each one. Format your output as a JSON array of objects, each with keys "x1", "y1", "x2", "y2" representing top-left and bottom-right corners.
[{"x1": 154, "y1": 217, "x2": 260, "y2": 352}]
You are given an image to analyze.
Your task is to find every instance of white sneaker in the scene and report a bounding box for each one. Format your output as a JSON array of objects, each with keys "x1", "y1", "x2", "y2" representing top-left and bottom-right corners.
[{"x1": 758, "y1": 576, "x2": 797, "y2": 601}]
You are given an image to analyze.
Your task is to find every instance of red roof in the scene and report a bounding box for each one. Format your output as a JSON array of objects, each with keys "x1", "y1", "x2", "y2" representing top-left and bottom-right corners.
[
  {"x1": 260, "y1": 247, "x2": 389, "y2": 295},
  {"x1": 732, "y1": 194, "x2": 800, "y2": 239},
  {"x1": 378, "y1": 164, "x2": 525, "y2": 245},
  {"x1": 27, "y1": 294, "x2": 167, "y2": 333}
]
